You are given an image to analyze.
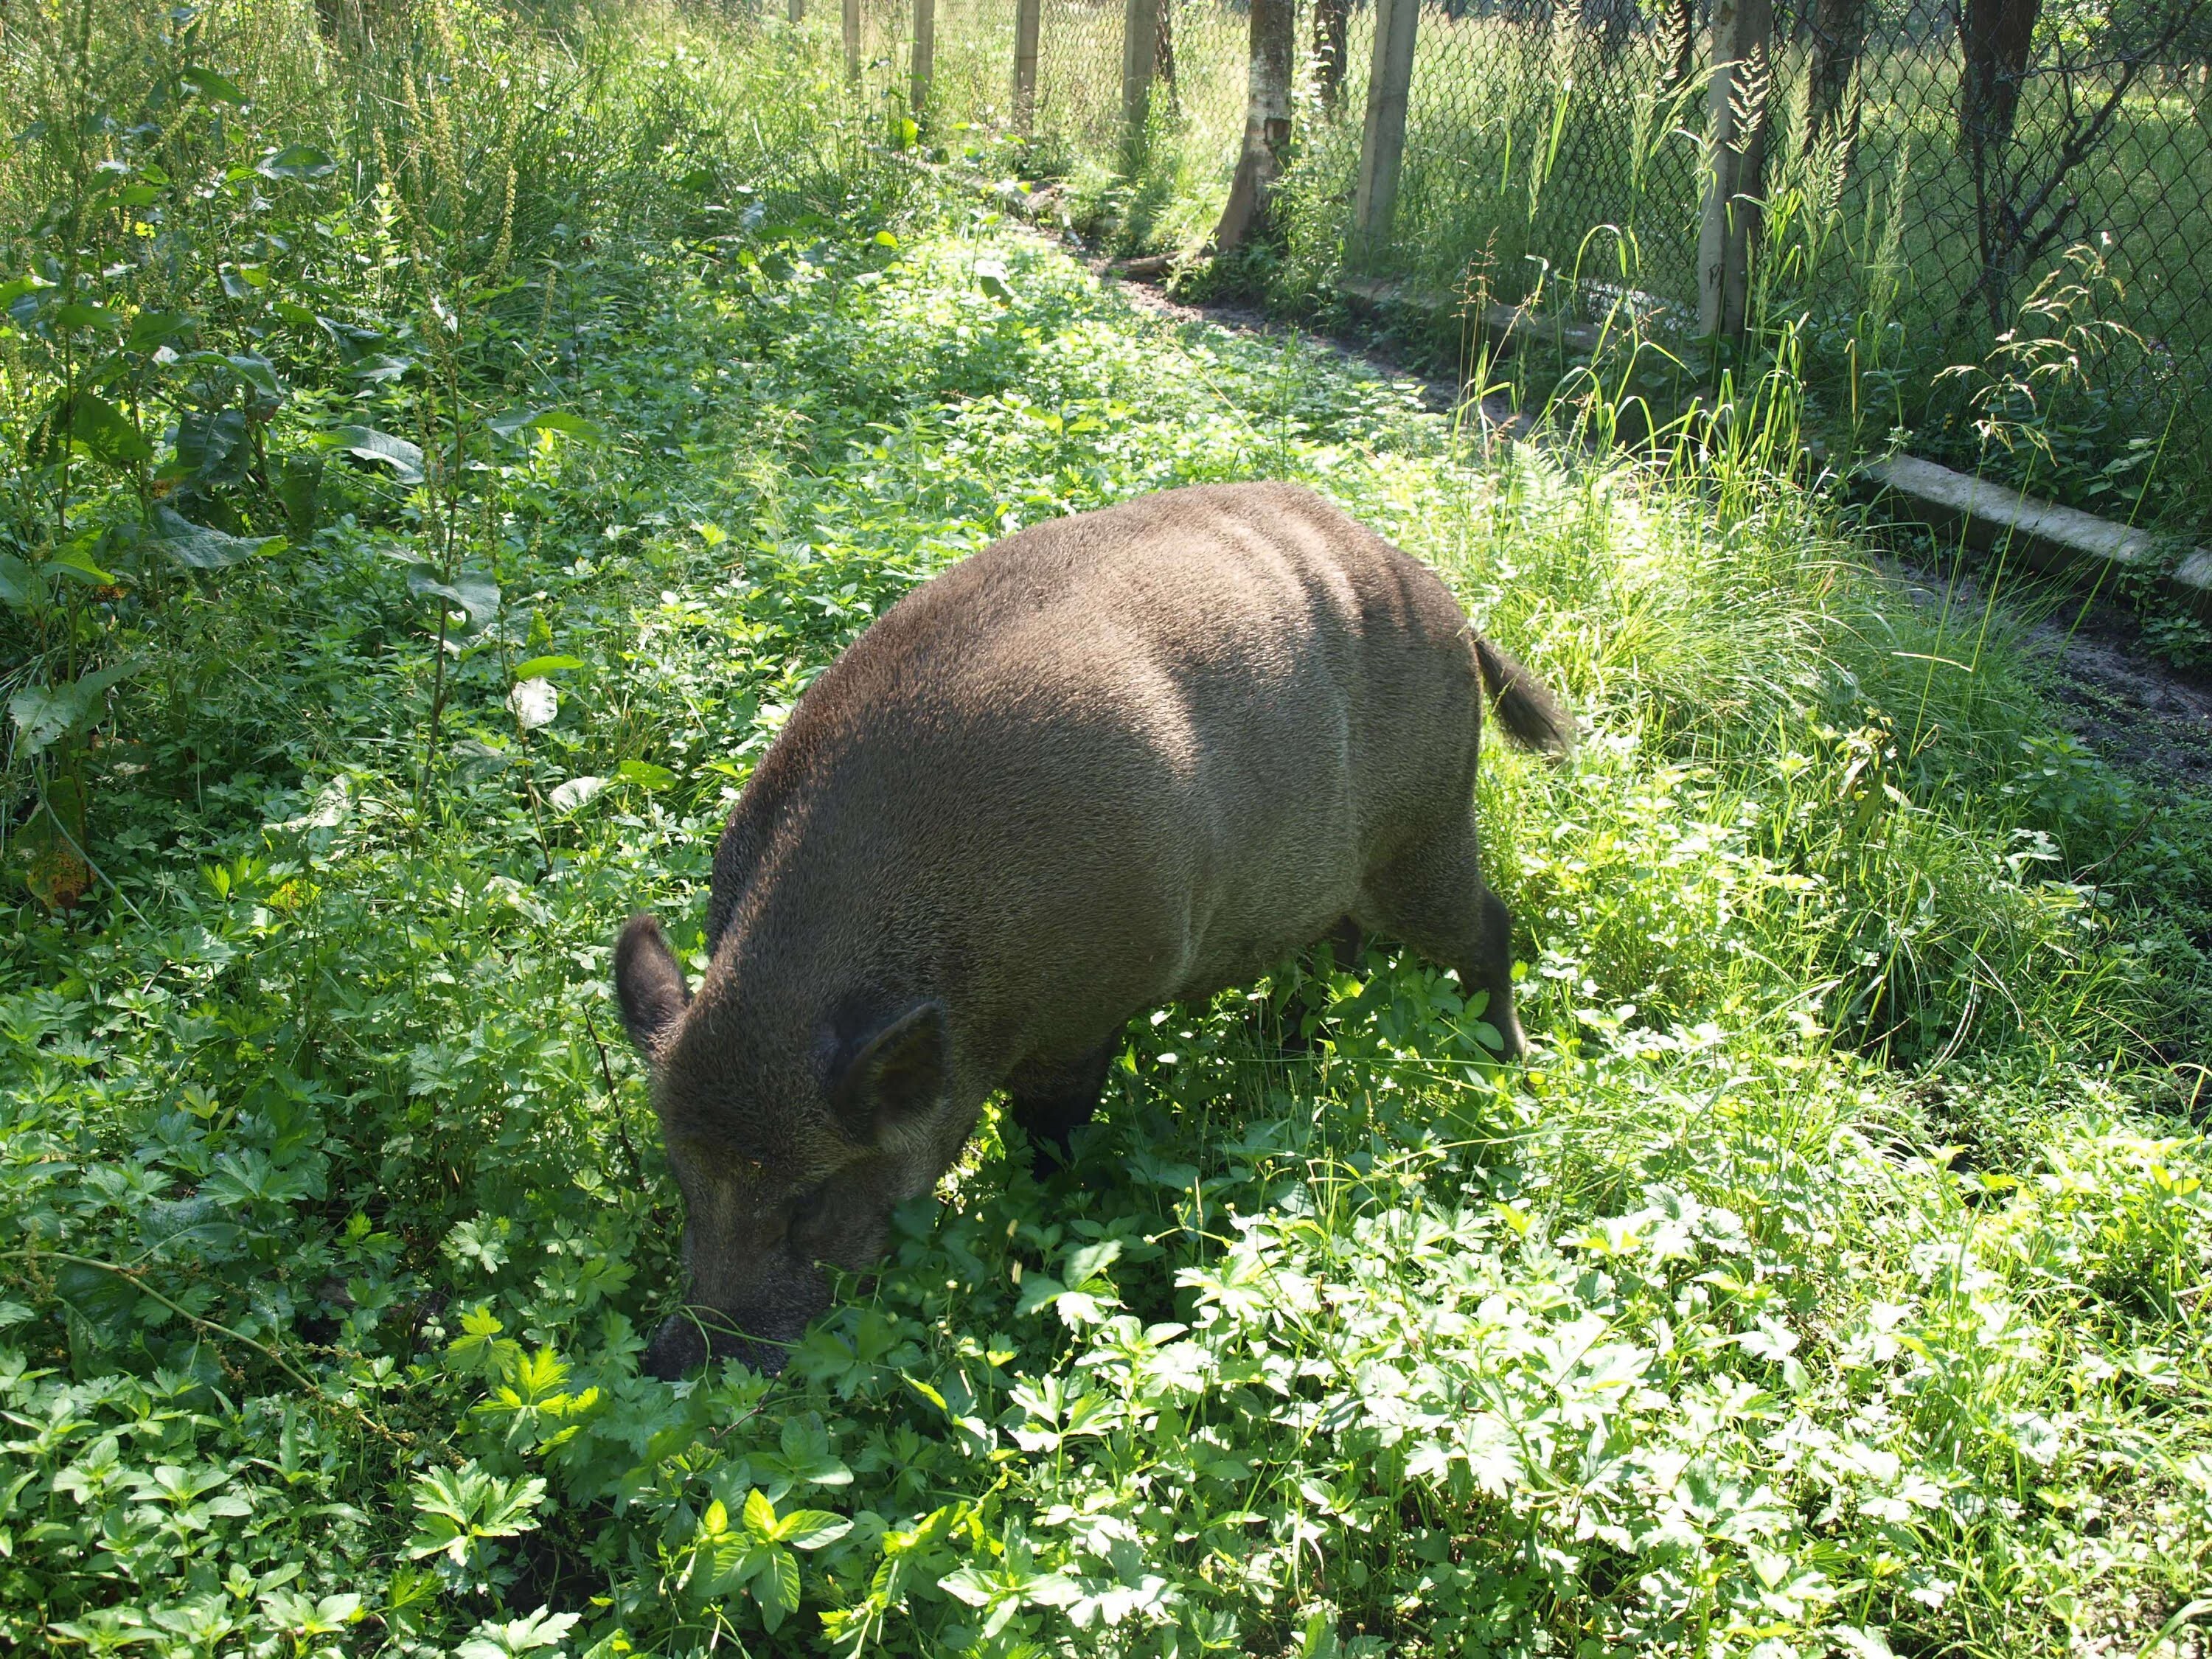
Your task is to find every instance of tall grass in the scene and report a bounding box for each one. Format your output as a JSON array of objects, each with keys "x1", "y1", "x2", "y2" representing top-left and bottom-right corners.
[{"x1": 1006, "y1": 2, "x2": 2212, "y2": 534}]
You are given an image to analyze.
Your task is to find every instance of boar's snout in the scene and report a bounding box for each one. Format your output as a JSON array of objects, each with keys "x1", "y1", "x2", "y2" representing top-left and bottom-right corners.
[
  {"x1": 643, "y1": 1253, "x2": 833, "y2": 1380},
  {"x1": 644, "y1": 1315, "x2": 795, "y2": 1380}
]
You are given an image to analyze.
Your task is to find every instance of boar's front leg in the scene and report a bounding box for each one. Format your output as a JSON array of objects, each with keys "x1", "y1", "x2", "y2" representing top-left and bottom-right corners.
[{"x1": 1007, "y1": 1042, "x2": 1117, "y2": 1178}]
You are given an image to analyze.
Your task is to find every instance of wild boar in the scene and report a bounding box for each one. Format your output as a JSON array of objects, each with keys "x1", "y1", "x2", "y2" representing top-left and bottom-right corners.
[{"x1": 613, "y1": 481, "x2": 1572, "y2": 1377}]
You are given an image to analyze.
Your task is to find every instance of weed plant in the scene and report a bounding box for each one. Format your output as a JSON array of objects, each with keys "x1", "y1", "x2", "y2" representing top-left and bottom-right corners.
[{"x1": 3, "y1": 2, "x2": 2211, "y2": 1656}]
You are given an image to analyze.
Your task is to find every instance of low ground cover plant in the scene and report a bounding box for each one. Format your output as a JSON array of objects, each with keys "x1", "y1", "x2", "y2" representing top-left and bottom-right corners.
[{"x1": 2, "y1": 3, "x2": 2210, "y2": 1655}]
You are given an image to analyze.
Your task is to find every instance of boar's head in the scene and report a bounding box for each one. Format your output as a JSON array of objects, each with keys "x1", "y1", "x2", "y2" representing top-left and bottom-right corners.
[{"x1": 612, "y1": 914, "x2": 953, "y2": 1380}]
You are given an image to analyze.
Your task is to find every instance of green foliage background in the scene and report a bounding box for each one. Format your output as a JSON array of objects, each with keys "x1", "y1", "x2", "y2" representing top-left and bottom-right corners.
[{"x1": 1, "y1": 2, "x2": 2210, "y2": 1656}]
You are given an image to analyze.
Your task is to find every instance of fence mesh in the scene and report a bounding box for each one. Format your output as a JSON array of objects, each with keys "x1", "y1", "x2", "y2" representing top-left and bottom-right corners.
[{"x1": 814, "y1": 0, "x2": 2212, "y2": 531}]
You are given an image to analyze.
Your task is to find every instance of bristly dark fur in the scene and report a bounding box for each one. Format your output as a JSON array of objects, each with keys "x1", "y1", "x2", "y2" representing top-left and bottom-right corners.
[{"x1": 612, "y1": 481, "x2": 1573, "y2": 1378}]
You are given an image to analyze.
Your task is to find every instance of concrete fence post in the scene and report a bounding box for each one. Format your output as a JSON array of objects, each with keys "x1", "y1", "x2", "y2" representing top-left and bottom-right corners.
[
  {"x1": 912, "y1": 0, "x2": 936, "y2": 116},
  {"x1": 1121, "y1": 0, "x2": 1161, "y2": 153},
  {"x1": 1696, "y1": 0, "x2": 1774, "y2": 347},
  {"x1": 1351, "y1": 0, "x2": 1420, "y2": 265},
  {"x1": 1014, "y1": 0, "x2": 1042, "y2": 132}
]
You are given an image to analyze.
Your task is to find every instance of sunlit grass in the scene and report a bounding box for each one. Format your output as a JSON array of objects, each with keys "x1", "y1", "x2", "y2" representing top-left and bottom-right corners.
[{"x1": 1, "y1": 2, "x2": 2209, "y2": 1655}]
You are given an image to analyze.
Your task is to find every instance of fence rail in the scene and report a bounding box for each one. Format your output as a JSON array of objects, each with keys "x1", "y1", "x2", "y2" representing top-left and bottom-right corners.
[{"x1": 773, "y1": 0, "x2": 2212, "y2": 532}]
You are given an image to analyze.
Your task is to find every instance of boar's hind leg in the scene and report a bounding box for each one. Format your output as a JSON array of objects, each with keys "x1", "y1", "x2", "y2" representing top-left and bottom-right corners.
[
  {"x1": 1358, "y1": 814, "x2": 1528, "y2": 1062},
  {"x1": 1007, "y1": 1043, "x2": 1116, "y2": 1178}
]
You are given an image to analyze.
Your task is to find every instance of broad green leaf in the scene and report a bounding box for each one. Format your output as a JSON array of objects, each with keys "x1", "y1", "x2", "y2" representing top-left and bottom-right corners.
[
  {"x1": 329, "y1": 425, "x2": 425, "y2": 484},
  {"x1": 937, "y1": 1565, "x2": 998, "y2": 1608},
  {"x1": 347, "y1": 352, "x2": 414, "y2": 385},
  {"x1": 454, "y1": 1609, "x2": 580, "y2": 1659},
  {"x1": 139, "y1": 504, "x2": 279, "y2": 570},
  {"x1": 49, "y1": 543, "x2": 116, "y2": 585},
  {"x1": 1064, "y1": 1238, "x2": 1121, "y2": 1285},
  {"x1": 404, "y1": 1466, "x2": 544, "y2": 1565},
  {"x1": 50, "y1": 302, "x2": 123, "y2": 333},
  {"x1": 1014, "y1": 1273, "x2": 1068, "y2": 1318},
  {"x1": 774, "y1": 1511, "x2": 851, "y2": 1550},
  {"x1": 511, "y1": 655, "x2": 585, "y2": 679},
  {"x1": 740, "y1": 1488, "x2": 779, "y2": 1542},
  {"x1": 125, "y1": 310, "x2": 192, "y2": 351},
  {"x1": 489, "y1": 408, "x2": 602, "y2": 441},
  {"x1": 226, "y1": 352, "x2": 285, "y2": 400},
  {"x1": 175, "y1": 407, "x2": 248, "y2": 478},
  {"x1": 754, "y1": 1545, "x2": 800, "y2": 1632},
  {"x1": 179, "y1": 65, "x2": 248, "y2": 104},
  {"x1": 0, "y1": 554, "x2": 50, "y2": 612},
  {"x1": 405, "y1": 566, "x2": 500, "y2": 632},
  {"x1": 9, "y1": 660, "x2": 142, "y2": 754},
  {"x1": 616, "y1": 759, "x2": 675, "y2": 790},
  {"x1": 258, "y1": 145, "x2": 336, "y2": 181},
  {"x1": 33, "y1": 393, "x2": 152, "y2": 468},
  {"x1": 0, "y1": 273, "x2": 55, "y2": 310},
  {"x1": 547, "y1": 776, "x2": 606, "y2": 813}
]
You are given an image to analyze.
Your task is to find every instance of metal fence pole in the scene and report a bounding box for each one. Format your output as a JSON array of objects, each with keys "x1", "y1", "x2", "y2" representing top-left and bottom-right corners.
[
  {"x1": 1695, "y1": 0, "x2": 1773, "y2": 345},
  {"x1": 788, "y1": 0, "x2": 803, "y2": 24},
  {"x1": 1121, "y1": 0, "x2": 1161, "y2": 152},
  {"x1": 842, "y1": 0, "x2": 860, "y2": 80},
  {"x1": 912, "y1": 0, "x2": 936, "y2": 116},
  {"x1": 1014, "y1": 0, "x2": 1041, "y2": 133},
  {"x1": 1350, "y1": 0, "x2": 1420, "y2": 265}
]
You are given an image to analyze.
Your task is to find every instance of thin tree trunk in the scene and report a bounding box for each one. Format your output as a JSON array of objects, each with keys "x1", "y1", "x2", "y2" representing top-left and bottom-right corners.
[
  {"x1": 1214, "y1": 0, "x2": 1297, "y2": 251},
  {"x1": 1314, "y1": 0, "x2": 1349, "y2": 113},
  {"x1": 1960, "y1": 0, "x2": 2042, "y2": 159},
  {"x1": 1803, "y1": 0, "x2": 1868, "y2": 147}
]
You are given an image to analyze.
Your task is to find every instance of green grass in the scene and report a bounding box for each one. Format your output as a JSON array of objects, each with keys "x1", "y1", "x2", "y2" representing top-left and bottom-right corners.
[
  {"x1": 4, "y1": 2, "x2": 2212, "y2": 1655},
  {"x1": 1008, "y1": 4, "x2": 2212, "y2": 538}
]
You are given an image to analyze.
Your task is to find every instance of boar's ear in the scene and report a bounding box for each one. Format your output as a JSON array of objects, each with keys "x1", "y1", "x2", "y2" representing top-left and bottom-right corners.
[
  {"x1": 833, "y1": 1001, "x2": 949, "y2": 1146},
  {"x1": 614, "y1": 914, "x2": 690, "y2": 1058}
]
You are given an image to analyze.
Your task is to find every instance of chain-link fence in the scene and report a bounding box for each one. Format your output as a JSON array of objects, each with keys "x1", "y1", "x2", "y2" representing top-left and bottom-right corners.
[{"x1": 793, "y1": 0, "x2": 2212, "y2": 531}]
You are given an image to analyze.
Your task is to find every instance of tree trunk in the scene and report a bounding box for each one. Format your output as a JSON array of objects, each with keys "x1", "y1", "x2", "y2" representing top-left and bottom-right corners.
[
  {"x1": 1803, "y1": 0, "x2": 1868, "y2": 147},
  {"x1": 1313, "y1": 0, "x2": 1350, "y2": 113},
  {"x1": 1213, "y1": 0, "x2": 1297, "y2": 252},
  {"x1": 1960, "y1": 0, "x2": 2042, "y2": 159}
]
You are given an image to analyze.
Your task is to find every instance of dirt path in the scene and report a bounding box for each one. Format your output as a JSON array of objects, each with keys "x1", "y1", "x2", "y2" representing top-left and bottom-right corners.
[
  {"x1": 1885, "y1": 560, "x2": 2212, "y2": 788},
  {"x1": 1046, "y1": 232, "x2": 2212, "y2": 794}
]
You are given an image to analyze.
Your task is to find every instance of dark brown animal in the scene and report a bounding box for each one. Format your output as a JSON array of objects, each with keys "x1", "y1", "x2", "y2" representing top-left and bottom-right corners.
[{"x1": 614, "y1": 481, "x2": 1571, "y2": 1377}]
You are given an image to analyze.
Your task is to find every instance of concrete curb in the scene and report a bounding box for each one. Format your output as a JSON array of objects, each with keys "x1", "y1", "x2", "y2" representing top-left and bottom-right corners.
[
  {"x1": 1332, "y1": 274, "x2": 2212, "y2": 620},
  {"x1": 1860, "y1": 455, "x2": 2212, "y2": 619},
  {"x1": 1336, "y1": 275, "x2": 1601, "y2": 358}
]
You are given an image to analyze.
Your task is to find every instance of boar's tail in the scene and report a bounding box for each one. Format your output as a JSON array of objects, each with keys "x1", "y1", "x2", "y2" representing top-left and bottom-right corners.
[{"x1": 1471, "y1": 632, "x2": 1576, "y2": 759}]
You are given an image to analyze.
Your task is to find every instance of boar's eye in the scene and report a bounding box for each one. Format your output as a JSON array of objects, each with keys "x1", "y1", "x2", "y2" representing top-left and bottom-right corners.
[{"x1": 788, "y1": 1182, "x2": 827, "y2": 1228}]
